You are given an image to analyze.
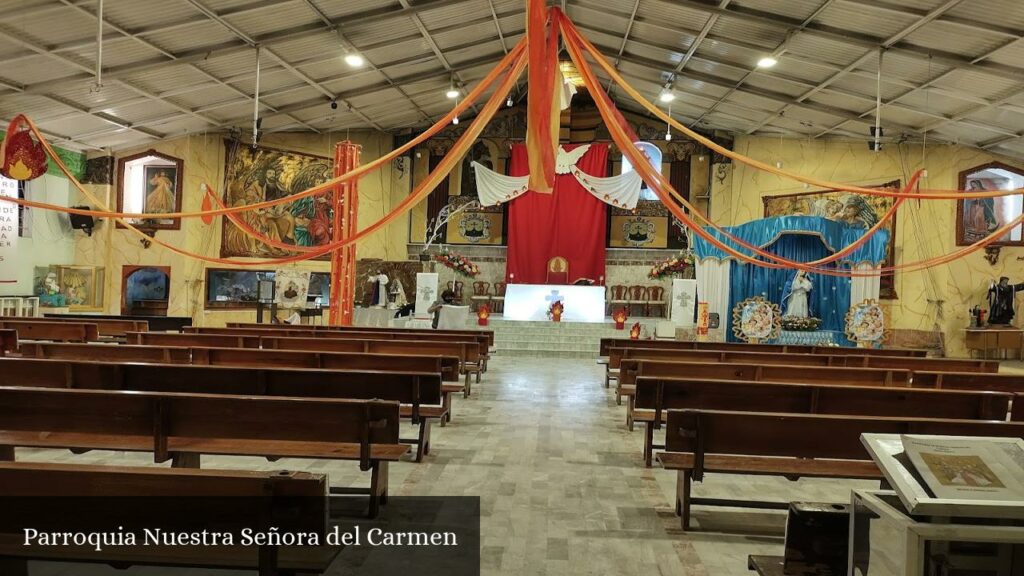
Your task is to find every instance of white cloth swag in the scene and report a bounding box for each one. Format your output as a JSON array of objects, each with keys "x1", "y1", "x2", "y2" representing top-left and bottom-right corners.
[{"x1": 472, "y1": 145, "x2": 642, "y2": 209}]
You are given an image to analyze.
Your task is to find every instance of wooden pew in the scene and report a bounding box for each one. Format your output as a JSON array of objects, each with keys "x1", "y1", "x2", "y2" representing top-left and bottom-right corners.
[
  {"x1": 0, "y1": 320, "x2": 99, "y2": 343},
  {"x1": 193, "y1": 326, "x2": 490, "y2": 373},
  {"x1": 618, "y1": 360, "x2": 911, "y2": 429},
  {"x1": 0, "y1": 462, "x2": 339, "y2": 575},
  {"x1": 127, "y1": 331, "x2": 260, "y2": 348},
  {"x1": 0, "y1": 357, "x2": 442, "y2": 462},
  {"x1": 0, "y1": 329, "x2": 16, "y2": 356},
  {"x1": 599, "y1": 337, "x2": 929, "y2": 357},
  {"x1": 18, "y1": 342, "x2": 463, "y2": 426},
  {"x1": 260, "y1": 336, "x2": 484, "y2": 394},
  {"x1": 0, "y1": 315, "x2": 148, "y2": 339},
  {"x1": 0, "y1": 386, "x2": 405, "y2": 516},
  {"x1": 657, "y1": 409, "x2": 1024, "y2": 530},
  {"x1": 634, "y1": 376, "x2": 1012, "y2": 466},
  {"x1": 912, "y1": 371, "x2": 1024, "y2": 393},
  {"x1": 19, "y1": 342, "x2": 192, "y2": 363},
  {"x1": 46, "y1": 312, "x2": 191, "y2": 332},
  {"x1": 228, "y1": 322, "x2": 496, "y2": 349}
]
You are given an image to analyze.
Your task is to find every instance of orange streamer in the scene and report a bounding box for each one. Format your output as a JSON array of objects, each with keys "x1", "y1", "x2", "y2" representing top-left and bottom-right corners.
[{"x1": 526, "y1": 0, "x2": 558, "y2": 193}]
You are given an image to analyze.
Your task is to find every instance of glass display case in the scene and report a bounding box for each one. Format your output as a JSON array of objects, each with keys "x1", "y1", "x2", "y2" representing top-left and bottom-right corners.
[{"x1": 33, "y1": 265, "x2": 105, "y2": 311}]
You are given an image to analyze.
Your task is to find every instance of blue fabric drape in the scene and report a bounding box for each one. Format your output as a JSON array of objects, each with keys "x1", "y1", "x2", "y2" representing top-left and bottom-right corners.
[
  {"x1": 727, "y1": 234, "x2": 852, "y2": 345},
  {"x1": 694, "y1": 216, "x2": 889, "y2": 266}
]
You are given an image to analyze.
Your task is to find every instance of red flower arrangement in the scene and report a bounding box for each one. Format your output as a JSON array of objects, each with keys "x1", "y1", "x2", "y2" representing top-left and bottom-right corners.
[
  {"x1": 435, "y1": 249, "x2": 480, "y2": 278},
  {"x1": 648, "y1": 252, "x2": 694, "y2": 279}
]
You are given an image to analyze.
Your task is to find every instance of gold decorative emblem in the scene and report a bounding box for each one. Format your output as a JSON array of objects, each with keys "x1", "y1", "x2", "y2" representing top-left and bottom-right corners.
[
  {"x1": 623, "y1": 216, "x2": 655, "y2": 247},
  {"x1": 459, "y1": 213, "x2": 491, "y2": 244}
]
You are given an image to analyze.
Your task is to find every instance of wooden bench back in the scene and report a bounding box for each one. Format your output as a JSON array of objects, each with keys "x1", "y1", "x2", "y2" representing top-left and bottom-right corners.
[
  {"x1": 20, "y1": 342, "x2": 192, "y2": 363},
  {"x1": 0, "y1": 357, "x2": 442, "y2": 408},
  {"x1": 127, "y1": 331, "x2": 260, "y2": 348},
  {"x1": 46, "y1": 313, "x2": 191, "y2": 332},
  {"x1": 912, "y1": 372, "x2": 1024, "y2": 393},
  {"x1": 0, "y1": 320, "x2": 99, "y2": 343},
  {"x1": 0, "y1": 329, "x2": 16, "y2": 355},
  {"x1": 636, "y1": 377, "x2": 1011, "y2": 427},
  {"x1": 0, "y1": 385, "x2": 400, "y2": 468},
  {"x1": 612, "y1": 347, "x2": 995, "y2": 374},
  {"x1": 192, "y1": 347, "x2": 460, "y2": 383},
  {"x1": 664, "y1": 409, "x2": 1024, "y2": 480},
  {"x1": 623, "y1": 359, "x2": 908, "y2": 387},
  {"x1": 600, "y1": 338, "x2": 928, "y2": 357},
  {"x1": 0, "y1": 316, "x2": 148, "y2": 338},
  {"x1": 192, "y1": 326, "x2": 489, "y2": 357},
  {"x1": 261, "y1": 336, "x2": 479, "y2": 364},
  {"x1": 227, "y1": 322, "x2": 495, "y2": 348}
]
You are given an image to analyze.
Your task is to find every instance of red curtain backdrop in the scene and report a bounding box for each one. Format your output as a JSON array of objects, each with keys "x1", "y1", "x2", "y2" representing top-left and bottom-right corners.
[{"x1": 506, "y1": 142, "x2": 609, "y2": 284}]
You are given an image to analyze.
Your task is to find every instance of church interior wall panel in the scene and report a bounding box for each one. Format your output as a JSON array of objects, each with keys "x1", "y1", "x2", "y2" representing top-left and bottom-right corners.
[{"x1": 0, "y1": 174, "x2": 77, "y2": 297}]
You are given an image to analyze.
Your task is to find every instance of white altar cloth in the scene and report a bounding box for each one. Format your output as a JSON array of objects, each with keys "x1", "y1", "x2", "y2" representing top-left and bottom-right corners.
[{"x1": 503, "y1": 284, "x2": 606, "y2": 323}]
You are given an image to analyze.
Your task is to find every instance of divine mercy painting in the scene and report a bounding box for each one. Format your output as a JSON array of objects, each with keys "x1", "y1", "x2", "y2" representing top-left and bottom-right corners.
[
  {"x1": 220, "y1": 142, "x2": 334, "y2": 259},
  {"x1": 763, "y1": 180, "x2": 899, "y2": 299}
]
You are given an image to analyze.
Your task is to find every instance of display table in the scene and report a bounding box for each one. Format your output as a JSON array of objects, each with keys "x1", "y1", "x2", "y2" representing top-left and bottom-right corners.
[
  {"x1": 965, "y1": 327, "x2": 1023, "y2": 359},
  {"x1": 775, "y1": 329, "x2": 843, "y2": 346},
  {"x1": 353, "y1": 306, "x2": 399, "y2": 327},
  {"x1": 503, "y1": 284, "x2": 606, "y2": 323}
]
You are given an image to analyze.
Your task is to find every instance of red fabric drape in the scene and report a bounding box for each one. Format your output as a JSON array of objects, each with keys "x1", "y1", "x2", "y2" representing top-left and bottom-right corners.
[{"x1": 506, "y1": 142, "x2": 608, "y2": 284}]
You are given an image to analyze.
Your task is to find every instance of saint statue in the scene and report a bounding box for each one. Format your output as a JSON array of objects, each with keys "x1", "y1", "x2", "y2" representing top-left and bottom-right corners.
[
  {"x1": 784, "y1": 270, "x2": 813, "y2": 318},
  {"x1": 987, "y1": 277, "x2": 1024, "y2": 325},
  {"x1": 367, "y1": 273, "x2": 389, "y2": 307}
]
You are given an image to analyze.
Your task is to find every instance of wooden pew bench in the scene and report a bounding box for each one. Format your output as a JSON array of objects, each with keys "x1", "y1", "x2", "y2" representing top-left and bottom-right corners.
[
  {"x1": 0, "y1": 462, "x2": 339, "y2": 575},
  {"x1": 0, "y1": 315, "x2": 148, "y2": 339},
  {"x1": 634, "y1": 376, "x2": 1011, "y2": 466},
  {"x1": 46, "y1": 312, "x2": 191, "y2": 332},
  {"x1": 0, "y1": 385, "x2": 406, "y2": 516},
  {"x1": 912, "y1": 371, "x2": 1024, "y2": 393},
  {"x1": 0, "y1": 320, "x2": 99, "y2": 343},
  {"x1": 127, "y1": 331, "x2": 260, "y2": 348},
  {"x1": 618, "y1": 360, "x2": 910, "y2": 430},
  {"x1": 19, "y1": 341, "x2": 191, "y2": 363},
  {"x1": 656, "y1": 409, "x2": 1024, "y2": 531},
  {"x1": 0, "y1": 357, "x2": 443, "y2": 462},
  {"x1": 0, "y1": 329, "x2": 16, "y2": 356}
]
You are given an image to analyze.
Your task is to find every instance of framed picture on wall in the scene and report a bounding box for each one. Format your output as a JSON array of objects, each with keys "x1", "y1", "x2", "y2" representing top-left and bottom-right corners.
[
  {"x1": 956, "y1": 162, "x2": 1024, "y2": 246},
  {"x1": 204, "y1": 268, "x2": 275, "y2": 309},
  {"x1": 116, "y1": 149, "x2": 184, "y2": 230}
]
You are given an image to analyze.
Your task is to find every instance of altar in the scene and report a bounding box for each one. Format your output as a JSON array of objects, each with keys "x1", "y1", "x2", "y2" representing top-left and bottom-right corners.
[{"x1": 503, "y1": 284, "x2": 606, "y2": 323}]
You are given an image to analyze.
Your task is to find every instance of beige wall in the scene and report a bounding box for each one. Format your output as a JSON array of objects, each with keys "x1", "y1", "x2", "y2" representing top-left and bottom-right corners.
[
  {"x1": 713, "y1": 135, "x2": 1024, "y2": 356},
  {"x1": 73, "y1": 131, "x2": 408, "y2": 326}
]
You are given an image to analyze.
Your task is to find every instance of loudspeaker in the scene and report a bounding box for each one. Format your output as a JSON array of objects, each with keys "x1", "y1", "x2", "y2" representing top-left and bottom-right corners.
[{"x1": 69, "y1": 207, "x2": 95, "y2": 236}]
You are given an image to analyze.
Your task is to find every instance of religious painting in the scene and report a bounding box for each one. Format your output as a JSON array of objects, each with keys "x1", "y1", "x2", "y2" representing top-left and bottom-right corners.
[
  {"x1": 308, "y1": 272, "x2": 330, "y2": 303},
  {"x1": 845, "y1": 299, "x2": 887, "y2": 344},
  {"x1": 445, "y1": 210, "x2": 504, "y2": 245},
  {"x1": 220, "y1": 142, "x2": 333, "y2": 259},
  {"x1": 763, "y1": 180, "x2": 899, "y2": 299},
  {"x1": 116, "y1": 149, "x2": 184, "y2": 230},
  {"x1": 957, "y1": 162, "x2": 1024, "y2": 247},
  {"x1": 120, "y1": 266, "x2": 170, "y2": 316},
  {"x1": 731, "y1": 296, "x2": 781, "y2": 343},
  {"x1": 205, "y1": 268, "x2": 275, "y2": 309},
  {"x1": 58, "y1": 265, "x2": 104, "y2": 310},
  {"x1": 608, "y1": 215, "x2": 667, "y2": 248},
  {"x1": 275, "y1": 269, "x2": 311, "y2": 310}
]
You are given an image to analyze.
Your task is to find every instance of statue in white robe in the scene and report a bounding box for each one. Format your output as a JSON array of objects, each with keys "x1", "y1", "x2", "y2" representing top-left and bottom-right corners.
[{"x1": 785, "y1": 270, "x2": 813, "y2": 318}]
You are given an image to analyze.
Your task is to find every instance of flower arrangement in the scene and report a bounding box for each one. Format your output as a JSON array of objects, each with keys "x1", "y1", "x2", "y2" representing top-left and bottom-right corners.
[
  {"x1": 648, "y1": 251, "x2": 694, "y2": 279},
  {"x1": 547, "y1": 300, "x2": 564, "y2": 322},
  {"x1": 781, "y1": 315, "x2": 822, "y2": 332},
  {"x1": 434, "y1": 249, "x2": 480, "y2": 278}
]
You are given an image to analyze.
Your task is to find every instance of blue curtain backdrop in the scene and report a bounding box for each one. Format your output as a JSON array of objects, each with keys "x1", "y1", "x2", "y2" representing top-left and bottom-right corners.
[{"x1": 726, "y1": 235, "x2": 851, "y2": 343}]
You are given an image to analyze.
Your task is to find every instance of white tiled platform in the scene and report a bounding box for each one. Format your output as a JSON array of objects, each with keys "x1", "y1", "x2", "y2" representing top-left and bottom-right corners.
[{"x1": 487, "y1": 316, "x2": 663, "y2": 358}]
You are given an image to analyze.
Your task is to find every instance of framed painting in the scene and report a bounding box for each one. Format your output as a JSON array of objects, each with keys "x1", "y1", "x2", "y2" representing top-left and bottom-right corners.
[
  {"x1": 763, "y1": 180, "x2": 899, "y2": 299},
  {"x1": 956, "y1": 162, "x2": 1024, "y2": 247},
  {"x1": 308, "y1": 272, "x2": 331, "y2": 303},
  {"x1": 116, "y1": 149, "x2": 183, "y2": 230},
  {"x1": 845, "y1": 299, "x2": 888, "y2": 345},
  {"x1": 205, "y1": 268, "x2": 275, "y2": 309},
  {"x1": 220, "y1": 142, "x2": 333, "y2": 259}
]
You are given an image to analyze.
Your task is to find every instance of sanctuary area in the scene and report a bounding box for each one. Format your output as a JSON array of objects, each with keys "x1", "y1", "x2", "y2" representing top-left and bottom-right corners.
[{"x1": 0, "y1": 1, "x2": 1023, "y2": 575}]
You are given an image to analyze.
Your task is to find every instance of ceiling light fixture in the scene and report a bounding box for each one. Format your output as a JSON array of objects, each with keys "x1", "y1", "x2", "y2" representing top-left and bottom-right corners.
[
  {"x1": 344, "y1": 53, "x2": 364, "y2": 68},
  {"x1": 757, "y1": 56, "x2": 778, "y2": 68},
  {"x1": 446, "y1": 75, "x2": 459, "y2": 99},
  {"x1": 659, "y1": 83, "x2": 675, "y2": 103}
]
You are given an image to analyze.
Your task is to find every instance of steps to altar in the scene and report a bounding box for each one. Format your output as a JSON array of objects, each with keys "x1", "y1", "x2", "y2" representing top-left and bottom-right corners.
[{"x1": 485, "y1": 316, "x2": 662, "y2": 358}]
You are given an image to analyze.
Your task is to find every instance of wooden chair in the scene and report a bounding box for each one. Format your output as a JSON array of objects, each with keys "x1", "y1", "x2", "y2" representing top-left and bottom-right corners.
[
  {"x1": 608, "y1": 285, "x2": 629, "y2": 315},
  {"x1": 492, "y1": 282, "x2": 507, "y2": 313},
  {"x1": 627, "y1": 285, "x2": 648, "y2": 316},
  {"x1": 470, "y1": 281, "x2": 491, "y2": 311},
  {"x1": 546, "y1": 256, "x2": 569, "y2": 284},
  {"x1": 446, "y1": 280, "x2": 465, "y2": 304},
  {"x1": 646, "y1": 286, "x2": 666, "y2": 317}
]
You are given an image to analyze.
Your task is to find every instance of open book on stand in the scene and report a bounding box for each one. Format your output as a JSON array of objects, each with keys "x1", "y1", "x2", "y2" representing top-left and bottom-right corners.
[{"x1": 899, "y1": 435, "x2": 1024, "y2": 501}]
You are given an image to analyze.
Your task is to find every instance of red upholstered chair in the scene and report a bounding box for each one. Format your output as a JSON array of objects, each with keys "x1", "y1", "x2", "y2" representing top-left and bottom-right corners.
[
  {"x1": 546, "y1": 256, "x2": 569, "y2": 284},
  {"x1": 627, "y1": 285, "x2": 648, "y2": 316},
  {"x1": 646, "y1": 285, "x2": 667, "y2": 317},
  {"x1": 492, "y1": 282, "x2": 507, "y2": 313},
  {"x1": 608, "y1": 285, "x2": 629, "y2": 315},
  {"x1": 470, "y1": 281, "x2": 491, "y2": 311}
]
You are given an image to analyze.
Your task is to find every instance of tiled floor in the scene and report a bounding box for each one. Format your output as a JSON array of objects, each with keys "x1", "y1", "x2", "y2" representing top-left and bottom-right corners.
[{"x1": 16, "y1": 354, "x2": 933, "y2": 576}]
